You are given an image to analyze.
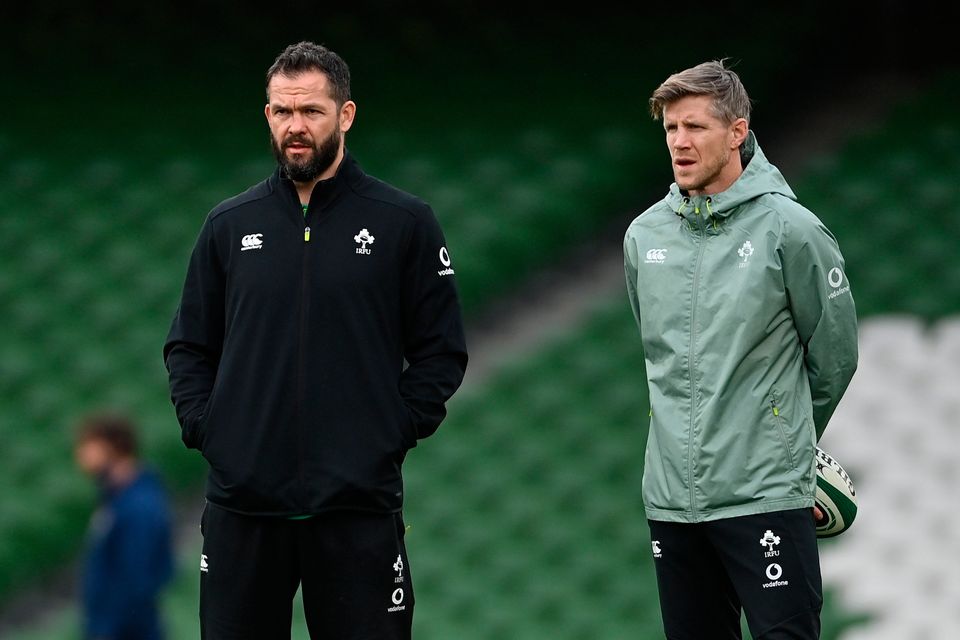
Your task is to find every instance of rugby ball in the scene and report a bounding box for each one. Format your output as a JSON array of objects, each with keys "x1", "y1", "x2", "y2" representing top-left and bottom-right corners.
[{"x1": 814, "y1": 447, "x2": 858, "y2": 538}]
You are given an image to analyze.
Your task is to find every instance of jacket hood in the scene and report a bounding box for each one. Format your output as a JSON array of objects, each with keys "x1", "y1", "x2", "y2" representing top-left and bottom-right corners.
[{"x1": 666, "y1": 132, "x2": 796, "y2": 220}]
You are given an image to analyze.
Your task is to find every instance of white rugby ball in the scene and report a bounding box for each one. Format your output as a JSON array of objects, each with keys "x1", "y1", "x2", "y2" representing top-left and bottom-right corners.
[{"x1": 814, "y1": 447, "x2": 858, "y2": 538}]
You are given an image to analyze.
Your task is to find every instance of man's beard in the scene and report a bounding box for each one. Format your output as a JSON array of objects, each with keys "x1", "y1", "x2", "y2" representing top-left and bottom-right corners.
[{"x1": 271, "y1": 128, "x2": 341, "y2": 183}]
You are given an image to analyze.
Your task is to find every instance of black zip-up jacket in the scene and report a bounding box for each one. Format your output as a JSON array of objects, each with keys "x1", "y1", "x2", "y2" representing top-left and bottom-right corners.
[{"x1": 163, "y1": 152, "x2": 468, "y2": 516}]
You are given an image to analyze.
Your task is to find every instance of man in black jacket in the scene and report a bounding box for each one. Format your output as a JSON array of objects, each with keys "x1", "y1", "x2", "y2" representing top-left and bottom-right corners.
[{"x1": 164, "y1": 41, "x2": 468, "y2": 639}]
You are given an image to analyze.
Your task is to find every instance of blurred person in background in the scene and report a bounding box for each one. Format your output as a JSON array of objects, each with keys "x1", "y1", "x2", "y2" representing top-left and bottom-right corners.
[
  {"x1": 163, "y1": 41, "x2": 467, "y2": 639},
  {"x1": 74, "y1": 412, "x2": 174, "y2": 640},
  {"x1": 623, "y1": 60, "x2": 858, "y2": 639}
]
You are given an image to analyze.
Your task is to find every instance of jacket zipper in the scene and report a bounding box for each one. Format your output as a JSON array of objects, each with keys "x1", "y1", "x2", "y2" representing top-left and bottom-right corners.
[
  {"x1": 769, "y1": 399, "x2": 796, "y2": 469},
  {"x1": 686, "y1": 199, "x2": 707, "y2": 518},
  {"x1": 296, "y1": 212, "x2": 311, "y2": 507}
]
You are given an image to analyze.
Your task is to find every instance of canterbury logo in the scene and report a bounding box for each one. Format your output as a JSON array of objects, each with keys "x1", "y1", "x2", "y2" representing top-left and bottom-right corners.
[
  {"x1": 241, "y1": 234, "x2": 264, "y2": 251},
  {"x1": 645, "y1": 248, "x2": 667, "y2": 264}
]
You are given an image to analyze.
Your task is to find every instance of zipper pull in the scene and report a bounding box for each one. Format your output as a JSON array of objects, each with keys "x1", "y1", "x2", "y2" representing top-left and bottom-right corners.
[{"x1": 304, "y1": 226, "x2": 311, "y2": 242}]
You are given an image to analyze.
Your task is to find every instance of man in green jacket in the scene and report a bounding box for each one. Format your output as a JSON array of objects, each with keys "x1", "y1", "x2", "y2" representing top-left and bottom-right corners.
[{"x1": 623, "y1": 60, "x2": 858, "y2": 638}]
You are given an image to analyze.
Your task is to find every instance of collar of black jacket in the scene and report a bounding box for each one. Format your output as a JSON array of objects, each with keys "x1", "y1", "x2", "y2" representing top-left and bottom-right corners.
[{"x1": 273, "y1": 150, "x2": 362, "y2": 212}]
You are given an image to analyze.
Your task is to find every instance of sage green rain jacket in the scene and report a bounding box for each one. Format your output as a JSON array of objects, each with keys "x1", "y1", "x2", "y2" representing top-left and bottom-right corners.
[{"x1": 624, "y1": 132, "x2": 858, "y2": 523}]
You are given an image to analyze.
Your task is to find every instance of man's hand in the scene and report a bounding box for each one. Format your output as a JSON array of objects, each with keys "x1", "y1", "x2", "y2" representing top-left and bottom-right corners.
[{"x1": 813, "y1": 505, "x2": 824, "y2": 523}]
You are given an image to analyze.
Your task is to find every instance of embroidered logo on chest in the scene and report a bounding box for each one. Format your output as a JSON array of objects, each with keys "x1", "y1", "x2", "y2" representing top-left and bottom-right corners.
[
  {"x1": 241, "y1": 233, "x2": 264, "y2": 251},
  {"x1": 354, "y1": 228, "x2": 375, "y2": 255},
  {"x1": 737, "y1": 240, "x2": 754, "y2": 268},
  {"x1": 644, "y1": 248, "x2": 667, "y2": 264}
]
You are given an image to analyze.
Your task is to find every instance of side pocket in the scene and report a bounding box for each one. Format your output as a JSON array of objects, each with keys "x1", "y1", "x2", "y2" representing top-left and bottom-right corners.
[
  {"x1": 182, "y1": 410, "x2": 205, "y2": 450},
  {"x1": 768, "y1": 394, "x2": 797, "y2": 470},
  {"x1": 397, "y1": 401, "x2": 419, "y2": 450},
  {"x1": 192, "y1": 382, "x2": 222, "y2": 452}
]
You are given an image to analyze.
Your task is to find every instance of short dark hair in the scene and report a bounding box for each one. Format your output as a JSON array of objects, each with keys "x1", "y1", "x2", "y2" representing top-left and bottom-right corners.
[
  {"x1": 75, "y1": 412, "x2": 139, "y2": 458},
  {"x1": 265, "y1": 41, "x2": 351, "y2": 106}
]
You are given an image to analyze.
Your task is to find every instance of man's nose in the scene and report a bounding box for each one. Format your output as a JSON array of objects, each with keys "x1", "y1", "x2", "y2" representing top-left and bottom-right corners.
[
  {"x1": 672, "y1": 130, "x2": 691, "y2": 150},
  {"x1": 288, "y1": 111, "x2": 306, "y2": 133}
]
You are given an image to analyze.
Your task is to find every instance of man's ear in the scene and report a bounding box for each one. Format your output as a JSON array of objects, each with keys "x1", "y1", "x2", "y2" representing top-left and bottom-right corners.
[
  {"x1": 339, "y1": 101, "x2": 357, "y2": 133},
  {"x1": 264, "y1": 103, "x2": 272, "y2": 122},
  {"x1": 731, "y1": 117, "x2": 749, "y2": 149}
]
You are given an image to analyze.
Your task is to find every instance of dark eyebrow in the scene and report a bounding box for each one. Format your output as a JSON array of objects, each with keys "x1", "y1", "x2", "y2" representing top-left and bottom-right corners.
[{"x1": 270, "y1": 100, "x2": 329, "y2": 115}]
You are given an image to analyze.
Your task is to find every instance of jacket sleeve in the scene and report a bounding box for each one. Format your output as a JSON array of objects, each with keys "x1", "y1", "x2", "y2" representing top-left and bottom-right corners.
[
  {"x1": 162, "y1": 216, "x2": 225, "y2": 449},
  {"x1": 781, "y1": 210, "x2": 858, "y2": 440},
  {"x1": 624, "y1": 230, "x2": 643, "y2": 332},
  {"x1": 398, "y1": 207, "x2": 468, "y2": 440}
]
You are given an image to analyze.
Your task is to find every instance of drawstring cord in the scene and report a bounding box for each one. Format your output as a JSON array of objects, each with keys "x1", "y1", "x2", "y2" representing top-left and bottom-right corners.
[
  {"x1": 706, "y1": 198, "x2": 719, "y2": 230},
  {"x1": 676, "y1": 196, "x2": 722, "y2": 232}
]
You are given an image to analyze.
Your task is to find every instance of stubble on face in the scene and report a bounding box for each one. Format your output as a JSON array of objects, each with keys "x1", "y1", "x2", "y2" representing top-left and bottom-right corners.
[{"x1": 674, "y1": 145, "x2": 731, "y2": 193}]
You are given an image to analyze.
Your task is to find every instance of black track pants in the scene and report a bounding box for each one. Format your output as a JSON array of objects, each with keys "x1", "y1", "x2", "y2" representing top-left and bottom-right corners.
[
  {"x1": 648, "y1": 508, "x2": 823, "y2": 639},
  {"x1": 199, "y1": 503, "x2": 413, "y2": 640}
]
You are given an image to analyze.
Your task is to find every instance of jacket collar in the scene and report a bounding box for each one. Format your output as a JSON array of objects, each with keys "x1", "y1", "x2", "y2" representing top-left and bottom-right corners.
[
  {"x1": 665, "y1": 132, "x2": 796, "y2": 227},
  {"x1": 272, "y1": 150, "x2": 362, "y2": 212}
]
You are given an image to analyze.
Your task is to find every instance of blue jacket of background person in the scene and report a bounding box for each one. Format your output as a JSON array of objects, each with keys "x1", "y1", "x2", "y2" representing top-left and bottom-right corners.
[{"x1": 82, "y1": 467, "x2": 174, "y2": 640}]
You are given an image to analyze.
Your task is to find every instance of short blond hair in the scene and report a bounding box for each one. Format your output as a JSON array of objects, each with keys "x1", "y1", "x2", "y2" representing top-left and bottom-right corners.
[{"x1": 649, "y1": 60, "x2": 751, "y2": 124}]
